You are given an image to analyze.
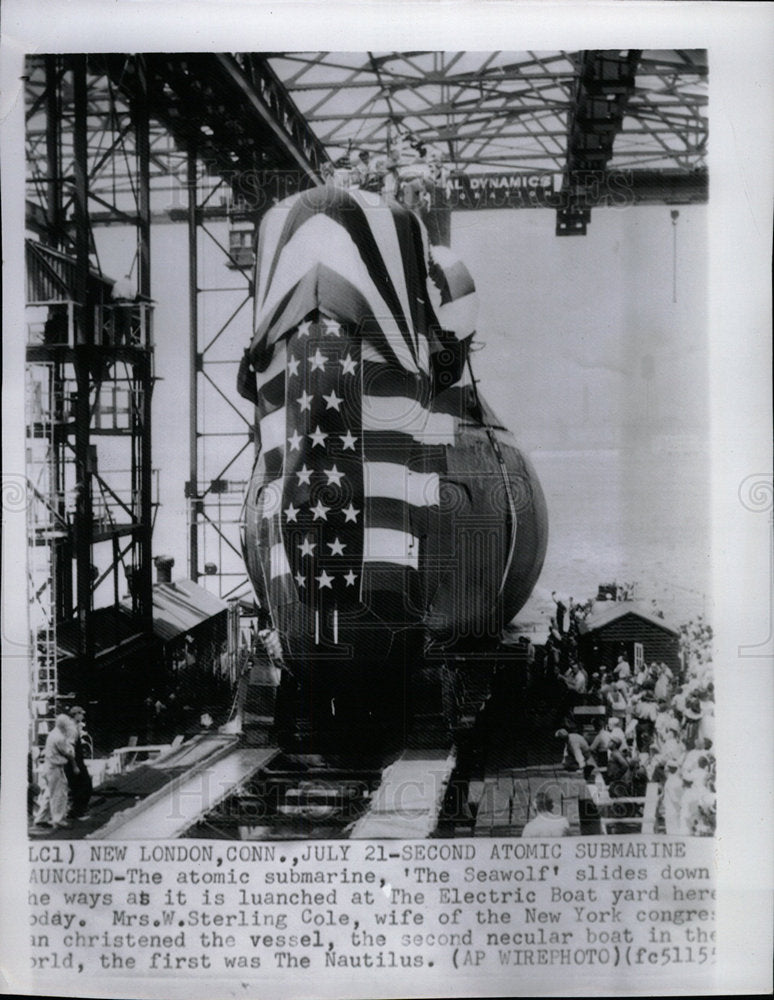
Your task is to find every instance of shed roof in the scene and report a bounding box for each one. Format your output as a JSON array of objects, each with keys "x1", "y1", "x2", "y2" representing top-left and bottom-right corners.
[
  {"x1": 133, "y1": 579, "x2": 228, "y2": 643},
  {"x1": 579, "y1": 601, "x2": 679, "y2": 636},
  {"x1": 151, "y1": 579, "x2": 228, "y2": 642}
]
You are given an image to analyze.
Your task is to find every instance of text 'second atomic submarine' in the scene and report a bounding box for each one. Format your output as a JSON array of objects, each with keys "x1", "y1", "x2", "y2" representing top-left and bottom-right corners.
[{"x1": 237, "y1": 183, "x2": 547, "y2": 749}]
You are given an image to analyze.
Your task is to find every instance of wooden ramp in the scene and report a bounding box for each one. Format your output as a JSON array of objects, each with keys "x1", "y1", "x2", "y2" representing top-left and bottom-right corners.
[
  {"x1": 89, "y1": 746, "x2": 279, "y2": 839},
  {"x1": 472, "y1": 765, "x2": 591, "y2": 837},
  {"x1": 349, "y1": 749, "x2": 456, "y2": 839}
]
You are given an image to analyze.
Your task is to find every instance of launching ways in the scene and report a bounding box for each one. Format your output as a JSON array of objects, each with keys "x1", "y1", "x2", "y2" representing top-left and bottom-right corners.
[
  {"x1": 90, "y1": 744, "x2": 281, "y2": 840},
  {"x1": 82, "y1": 741, "x2": 457, "y2": 840},
  {"x1": 349, "y1": 750, "x2": 456, "y2": 839},
  {"x1": 81, "y1": 656, "x2": 461, "y2": 839}
]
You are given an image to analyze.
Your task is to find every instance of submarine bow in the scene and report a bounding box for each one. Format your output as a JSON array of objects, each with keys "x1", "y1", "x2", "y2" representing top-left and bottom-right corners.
[{"x1": 238, "y1": 185, "x2": 547, "y2": 691}]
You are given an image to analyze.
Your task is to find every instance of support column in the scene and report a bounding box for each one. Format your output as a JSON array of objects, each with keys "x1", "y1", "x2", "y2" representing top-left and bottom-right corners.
[
  {"x1": 133, "y1": 56, "x2": 154, "y2": 628},
  {"x1": 44, "y1": 55, "x2": 62, "y2": 246},
  {"x1": 71, "y1": 55, "x2": 94, "y2": 659},
  {"x1": 45, "y1": 56, "x2": 72, "y2": 620},
  {"x1": 188, "y1": 147, "x2": 200, "y2": 581}
]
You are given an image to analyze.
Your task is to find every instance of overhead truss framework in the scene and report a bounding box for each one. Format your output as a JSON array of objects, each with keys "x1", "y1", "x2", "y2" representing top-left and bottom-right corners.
[
  {"x1": 266, "y1": 50, "x2": 707, "y2": 169},
  {"x1": 25, "y1": 53, "x2": 329, "y2": 601},
  {"x1": 26, "y1": 50, "x2": 707, "y2": 232}
]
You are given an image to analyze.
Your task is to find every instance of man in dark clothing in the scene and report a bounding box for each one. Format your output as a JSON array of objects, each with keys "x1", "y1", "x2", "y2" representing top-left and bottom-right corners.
[
  {"x1": 65, "y1": 705, "x2": 93, "y2": 819},
  {"x1": 552, "y1": 591, "x2": 567, "y2": 634},
  {"x1": 605, "y1": 737, "x2": 631, "y2": 798}
]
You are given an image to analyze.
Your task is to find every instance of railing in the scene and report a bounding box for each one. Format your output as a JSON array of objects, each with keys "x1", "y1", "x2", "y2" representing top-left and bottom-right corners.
[
  {"x1": 26, "y1": 300, "x2": 153, "y2": 348},
  {"x1": 26, "y1": 300, "x2": 76, "y2": 346},
  {"x1": 94, "y1": 300, "x2": 153, "y2": 348}
]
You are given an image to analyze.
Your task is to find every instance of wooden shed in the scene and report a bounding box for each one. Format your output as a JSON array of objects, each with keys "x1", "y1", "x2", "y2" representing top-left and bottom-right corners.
[{"x1": 577, "y1": 601, "x2": 681, "y2": 674}]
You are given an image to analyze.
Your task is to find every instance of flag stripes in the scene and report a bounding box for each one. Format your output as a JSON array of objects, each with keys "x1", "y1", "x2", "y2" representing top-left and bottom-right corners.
[
  {"x1": 363, "y1": 527, "x2": 420, "y2": 571},
  {"x1": 252, "y1": 187, "x2": 438, "y2": 376},
  {"x1": 264, "y1": 190, "x2": 413, "y2": 343},
  {"x1": 362, "y1": 394, "x2": 455, "y2": 445}
]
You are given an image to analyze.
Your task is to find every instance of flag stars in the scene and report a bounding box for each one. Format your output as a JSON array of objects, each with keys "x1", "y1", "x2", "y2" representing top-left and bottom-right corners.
[
  {"x1": 308, "y1": 348, "x2": 327, "y2": 372},
  {"x1": 299, "y1": 536, "x2": 316, "y2": 558},
  {"x1": 344, "y1": 570, "x2": 357, "y2": 587},
  {"x1": 297, "y1": 319, "x2": 313, "y2": 338},
  {"x1": 297, "y1": 389, "x2": 314, "y2": 412},
  {"x1": 339, "y1": 430, "x2": 357, "y2": 451},
  {"x1": 323, "y1": 465, "x2": 344, "y2": 487},
  {"x1": 310, "y1": 499, "x2": 330, "y2": 521},
  {"x1": 340, "y1": 354, "x2": 357, "y2": 376},
  {"x1": 342, "y1": 503, "x2": 360, "y2": 524},
  {"x1": 316, "y1": 569, "x2": 334, "y2": 590},
  {"x1": 288, "y1": 429, "x2": 303, "y2": 451},
  {"x1": 310, "y1": 425, "x2": 328, "y2": 448},
  {"x1": 284, "y1": 502, "x2": 300, "y2": 523},
  {"x1": 294, "y1": 571, "x2": 306, "y2": 589},
  {"x1": 296, "y1": 464, "x2": 313, "y2": 485},
  {"x1": 287, "y1": 355, "x2": 300, "y2": 377},
  {"x1": 322, "y1": 317, "x2": 341, "y2": 337},
  {"x1": 322, "y1": 389, "x2": 342, "y2": 411},
  {"x1": 327, "y1": 537, "x2": 346, "y2": 557}
]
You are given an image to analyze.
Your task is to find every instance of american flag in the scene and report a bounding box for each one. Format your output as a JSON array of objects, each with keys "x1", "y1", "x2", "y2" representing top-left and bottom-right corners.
[{"x1": 238, "y1": 185, "x2": 542, "y2": 666}]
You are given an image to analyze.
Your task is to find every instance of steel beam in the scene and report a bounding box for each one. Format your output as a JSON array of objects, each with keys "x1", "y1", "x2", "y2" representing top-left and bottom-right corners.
[
  {"x1": 97, "y1": 53, "x2": 330, "y2": 192},
  {"x1": 44, "y1": 56, "x2": 62, "y2": 247},
  {"x1": 133, "y1": 56, "x2": 155, "y2": 630},
  {"x1": 557, "y1": 50, "x2": 642, "y2": 235},
  {"x1": 188, "y1": 147, "x2": 200, "y2": 582},
  {"x1": 71, "y1": 56, "x2": 95, "y2": 658}
]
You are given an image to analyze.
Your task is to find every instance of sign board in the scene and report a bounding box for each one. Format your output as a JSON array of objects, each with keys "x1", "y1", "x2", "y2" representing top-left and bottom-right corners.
[{"x1": 446, "y1": 172, "x2": 561, "y2": 209}]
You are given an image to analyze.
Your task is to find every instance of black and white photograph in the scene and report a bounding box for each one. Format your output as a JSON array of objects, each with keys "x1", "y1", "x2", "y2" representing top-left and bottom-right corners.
[{"x1": 2, "y1": 3, "x2": 772, "y2": 998}]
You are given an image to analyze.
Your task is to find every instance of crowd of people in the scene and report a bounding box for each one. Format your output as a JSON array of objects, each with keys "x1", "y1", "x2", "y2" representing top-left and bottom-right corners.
[
  {"x1": 322, "y1": 135, "x2": 445, "y2": 210},
  {"x1": 542, "y1": 595, "x2": 716, "y2": 836}
]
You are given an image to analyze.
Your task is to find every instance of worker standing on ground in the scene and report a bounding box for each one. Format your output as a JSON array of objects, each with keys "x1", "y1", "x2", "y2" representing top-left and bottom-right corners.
[
  {"x1": 65, "y1": 705, "x2": 92, "y2": 820},
  {"x1": 32, "y1": 714, "x2": 79, "y2": 830}
]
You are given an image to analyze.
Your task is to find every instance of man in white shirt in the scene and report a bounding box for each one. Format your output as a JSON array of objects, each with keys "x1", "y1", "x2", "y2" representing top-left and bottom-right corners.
[
  {"x1": 590, "y1": 716, "x2": 628, "y2": 758},
  {"x1": 662, "y1": 758, "x2": 684, "y2": 835},
  {"x1": 32, "y1": 715, "x2": 78, "y2": 829},
  {"x1": 521, "y1": 791, "x2": 571, "y2": 837},
  {"x1": 561, "y1": 662, "x2": 588, "y2": 703}
]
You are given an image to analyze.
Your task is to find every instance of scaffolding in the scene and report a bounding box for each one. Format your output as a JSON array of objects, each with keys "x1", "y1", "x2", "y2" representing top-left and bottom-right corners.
[
  {"x1": 25, "y1": 54, "x2": 158, "y2": 762},
  {"x1": 25, "y1": 293, "x2": 159, "y2": 759},
  {"x1": 25, "y1": 356, "x2": 66, "y2": 748}
]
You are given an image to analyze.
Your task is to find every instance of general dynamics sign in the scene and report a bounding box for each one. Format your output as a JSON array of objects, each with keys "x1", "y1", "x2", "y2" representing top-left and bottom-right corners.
[{"x1": 445, "y1": 171, "x2": 634, "y2": 209}]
